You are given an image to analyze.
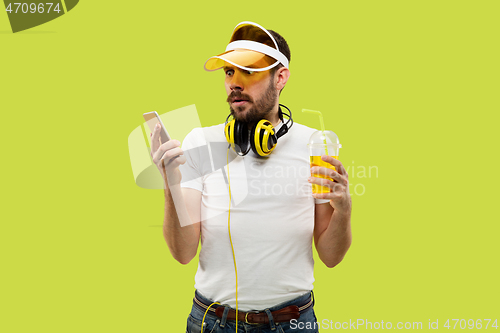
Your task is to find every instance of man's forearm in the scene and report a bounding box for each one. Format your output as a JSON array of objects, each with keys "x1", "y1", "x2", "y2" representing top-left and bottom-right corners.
[
  {"x1": 316, "y1": 210, "x2": 352, "y2": 268},
  {"x1": 162, "y1": 185, "x2": 199, "y2": 265}
]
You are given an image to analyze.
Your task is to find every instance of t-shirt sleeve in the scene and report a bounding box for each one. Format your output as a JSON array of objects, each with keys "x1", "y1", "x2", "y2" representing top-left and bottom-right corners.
[
  {"x1": 178, "y1": 128, "x2": 204, "y2": 192},
  {"x1": 314, "y1": 198, "x2": 331, "y2": 204}
]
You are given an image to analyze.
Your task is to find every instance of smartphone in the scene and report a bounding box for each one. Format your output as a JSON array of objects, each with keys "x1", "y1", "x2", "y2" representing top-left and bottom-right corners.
[{"x1": 143, "y1": 111, "x2": 171, "y2": 145}]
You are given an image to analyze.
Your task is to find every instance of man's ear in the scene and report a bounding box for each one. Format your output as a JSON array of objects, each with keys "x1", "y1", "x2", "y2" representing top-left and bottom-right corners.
[{"x1": 275, "y1": 67, "x2": 290, "y2": 91}]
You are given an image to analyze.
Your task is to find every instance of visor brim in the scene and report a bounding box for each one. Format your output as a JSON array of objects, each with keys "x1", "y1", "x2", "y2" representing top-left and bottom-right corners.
[{"x1": 204, "y1": 49, "x2": 279, "y2": 72}]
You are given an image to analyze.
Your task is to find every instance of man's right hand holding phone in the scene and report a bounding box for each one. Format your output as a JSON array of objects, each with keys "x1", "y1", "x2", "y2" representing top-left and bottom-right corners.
[{"x1": 150, "y1": 123, "x2": 186, "y2": 187}]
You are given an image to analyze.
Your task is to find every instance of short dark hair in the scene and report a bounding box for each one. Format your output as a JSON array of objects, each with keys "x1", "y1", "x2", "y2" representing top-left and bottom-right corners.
[
  {"x1": 267, "y1": 30, "x2": 290, "y2": 97},
  {"x1": 268, "y1": 29, "x2": 291, "y2": 75}
]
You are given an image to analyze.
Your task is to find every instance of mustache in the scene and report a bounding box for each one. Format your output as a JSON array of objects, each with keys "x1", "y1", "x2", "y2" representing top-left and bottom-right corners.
[{"x1": 227, "y1": 91, "x2": 253, "y2": 103}]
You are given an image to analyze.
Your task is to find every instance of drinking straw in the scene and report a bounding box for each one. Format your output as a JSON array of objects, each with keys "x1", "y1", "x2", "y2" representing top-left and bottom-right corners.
[{"x1": 302, "y1": 109, "x2": 329, "y2": 155}]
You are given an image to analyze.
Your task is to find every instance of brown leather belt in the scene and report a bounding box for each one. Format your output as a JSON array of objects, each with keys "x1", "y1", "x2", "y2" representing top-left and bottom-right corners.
[
  {"x1": 193, "y1": 292, "x2": 313, "y2": 324},
  {"x1": 214, "y1": 305, "x2": 300, "y2": 324}
]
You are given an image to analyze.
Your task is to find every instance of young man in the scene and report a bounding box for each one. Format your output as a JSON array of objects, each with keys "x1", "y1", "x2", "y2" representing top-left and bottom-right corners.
[{"x1": 150, "y1": 22, "x2": 352, "y2": 333}]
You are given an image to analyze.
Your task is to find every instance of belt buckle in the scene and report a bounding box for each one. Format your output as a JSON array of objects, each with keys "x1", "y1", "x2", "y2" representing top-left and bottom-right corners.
[{"x1": 244, "y1": 310, "x2": 260, "y2": 324}]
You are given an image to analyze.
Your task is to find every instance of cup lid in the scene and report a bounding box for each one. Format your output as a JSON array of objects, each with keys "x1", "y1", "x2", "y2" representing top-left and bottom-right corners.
[{"x1": 308, "y1": 130, "x2": 341, "y2": 147}]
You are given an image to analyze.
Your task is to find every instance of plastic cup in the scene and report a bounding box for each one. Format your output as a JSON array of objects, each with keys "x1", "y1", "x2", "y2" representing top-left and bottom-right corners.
[{"x1": 308, "y1": 130, "x2": 342, "y2": 194}]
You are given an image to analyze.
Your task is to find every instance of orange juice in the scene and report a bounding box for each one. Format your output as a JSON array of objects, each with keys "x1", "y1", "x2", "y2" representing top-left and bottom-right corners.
[{"x1": 310, "y1": 156, "x2": 338, "y2": 194}]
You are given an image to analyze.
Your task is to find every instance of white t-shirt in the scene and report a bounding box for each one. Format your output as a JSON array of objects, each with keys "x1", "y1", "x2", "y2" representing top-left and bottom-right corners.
[{"x1": 179, "y1": 121, "x2": 329, "y2": 311}]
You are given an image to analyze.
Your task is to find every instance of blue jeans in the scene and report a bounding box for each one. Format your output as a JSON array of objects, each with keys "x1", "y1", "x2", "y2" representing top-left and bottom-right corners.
[{"x1": 186, "y1": 291, "x2": 319, "y2": 333}]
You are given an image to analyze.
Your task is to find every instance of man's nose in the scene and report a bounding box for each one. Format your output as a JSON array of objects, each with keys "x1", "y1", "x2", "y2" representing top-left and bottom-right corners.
[{"x1": 229, "y1": 71, "x2": 244, "y2": 91}]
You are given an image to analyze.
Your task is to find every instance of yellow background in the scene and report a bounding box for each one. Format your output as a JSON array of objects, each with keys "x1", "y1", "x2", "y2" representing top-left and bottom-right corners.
[{"x1": 1, "y1": 1, "x2": 499, "y2": 331}]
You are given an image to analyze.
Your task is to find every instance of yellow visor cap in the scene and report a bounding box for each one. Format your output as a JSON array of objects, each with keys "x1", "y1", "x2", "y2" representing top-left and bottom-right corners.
[{"x1": 204, "y1": 21, "x2": 289, "y2": 72}]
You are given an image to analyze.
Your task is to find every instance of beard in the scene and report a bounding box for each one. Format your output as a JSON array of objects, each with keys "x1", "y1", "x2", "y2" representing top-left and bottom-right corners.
[{"x1": 227, "y1": 75, "x2": 278, "y2": 127}]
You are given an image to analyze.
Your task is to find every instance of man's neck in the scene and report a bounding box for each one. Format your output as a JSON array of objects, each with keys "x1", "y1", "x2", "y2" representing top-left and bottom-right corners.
[{"x1": 268, "y1": 104, "x2": 282, "y2": 128}]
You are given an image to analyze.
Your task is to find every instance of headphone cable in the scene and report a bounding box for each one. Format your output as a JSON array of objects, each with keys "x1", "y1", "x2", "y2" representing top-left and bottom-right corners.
[
  {"x1": 200, "y1": 148, "x2": 238, "y2": 333},
  {"x1": 227, "y1": 146, "x2": 238, "y2": 332}
]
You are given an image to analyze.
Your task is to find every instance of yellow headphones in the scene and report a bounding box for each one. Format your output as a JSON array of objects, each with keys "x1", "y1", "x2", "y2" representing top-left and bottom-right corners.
[{"x1": 224, "y1": 104, "x2": 293, "y2": 157}]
